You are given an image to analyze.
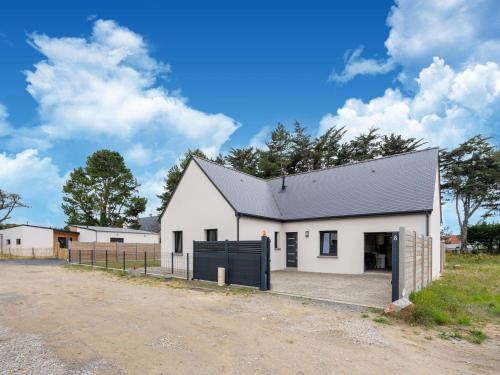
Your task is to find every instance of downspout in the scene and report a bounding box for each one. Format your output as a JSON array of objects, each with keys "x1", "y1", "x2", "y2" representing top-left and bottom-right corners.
[
  {"x1": 425, "y1": 211, "x2": 430, "y2": 236},
  {"x1": 236, "y1": 213, "x2": 240, "y2": 241}
]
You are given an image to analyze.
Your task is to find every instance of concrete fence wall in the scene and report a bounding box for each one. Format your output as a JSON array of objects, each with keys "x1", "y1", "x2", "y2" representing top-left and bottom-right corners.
[{"x1": 398, "y1": 227, "x2": 434, "y2": 299}]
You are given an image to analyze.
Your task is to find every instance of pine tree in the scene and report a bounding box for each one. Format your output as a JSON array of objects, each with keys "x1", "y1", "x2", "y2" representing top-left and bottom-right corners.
[
  {"x1": 287, "y1": 121, "x2": 311, "y2": 173},
  {"x1": 379, "y1": 134, "x2": 425, "y2": 156},
  {"x1": 226, "y1": 147, "x2": 259, "y2": 175},
  {"x1": 257, "y1": 123, "x2": 291, "y2": 178}
]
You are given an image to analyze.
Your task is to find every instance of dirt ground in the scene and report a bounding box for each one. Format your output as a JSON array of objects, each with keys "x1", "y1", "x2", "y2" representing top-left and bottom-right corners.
[{"x1": 0, "y1": 261, "x2": 498, "y2": 375}]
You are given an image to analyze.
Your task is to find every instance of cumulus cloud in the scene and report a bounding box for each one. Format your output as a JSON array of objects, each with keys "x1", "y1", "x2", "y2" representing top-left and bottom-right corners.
[
  {"x1": 125, "y1": 143, "x2": 154, "y2": 166},
  {"x1": 248, "y1": 126, "x2": 270, "y2": 150},
  {"x1": 328, "y1": 46, "x2": 395, "y2": 83},
  {"x1": 0, "y1": 149, "x2": 65, "y2": 224},
  {"x1": 320, "y1": 58, "x2": 500, "y2": 147},
  {"x1": 25, "y1": 19, "x2": 239, "y2": 153},
  {"x1": 331, "y1": 0, "x2": 500, "y2": 83}
]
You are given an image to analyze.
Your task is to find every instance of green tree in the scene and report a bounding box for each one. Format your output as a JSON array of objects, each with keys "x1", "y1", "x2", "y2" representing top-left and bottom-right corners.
[
  {"x1": 156, "y1": 149, "x2": 207, "y2": 213},
  {"x1": 440, "y1": 135, "x2": 500, "y2": 251},
  {"x1": 257, "y1": 123, "x2": 291, "y2": 178},
  {"x1": 62, "y1": 150, "x2": 146, "y2": 228},
  {"x1": 0, "y1": 190, "x2": 28, "y2": 225},
  {"x1": 311, "y1": 126, "x2": 346, "y2": 169},
  {"x1": 287, "y1": 121, "x2": 311, "y2": 173},
  {"x1": 349, "y1": 128, "x2": 380, "y2": 162},
  {"x1": 467, "y1": 222, "x2": 500, "y2": 254},
  {"x1": 379, "y1": 134, "x2": 425, "y2": 156},
  {"x1": 226, "y1": 147, "x2": 259, "y2": 175}
]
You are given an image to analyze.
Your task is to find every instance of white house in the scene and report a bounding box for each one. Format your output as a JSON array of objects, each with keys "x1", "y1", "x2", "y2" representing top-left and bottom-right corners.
[
  {"x1": 70, "y1": 225, "x2": 159, "y2": 244},
  {"x1": 160, "y1": 148, "x2": 442, "y2": 277},
  {"x1": 0, "y1": 224, "x2": 79, "y2": 257}
]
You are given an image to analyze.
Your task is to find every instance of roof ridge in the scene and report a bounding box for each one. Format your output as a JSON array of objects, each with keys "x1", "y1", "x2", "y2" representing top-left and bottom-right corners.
[
  {"x1": 266, "y1": 147, "x2": 439, "y2": 181},
  {"x1": 192, "y1": 156, "x2": 268, "y2": 181}
]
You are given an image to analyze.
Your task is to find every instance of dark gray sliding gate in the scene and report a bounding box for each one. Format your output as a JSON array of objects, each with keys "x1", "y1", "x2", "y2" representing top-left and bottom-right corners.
[{"x1": 193, "y1": 236, "x2": 271, "y2": 290}]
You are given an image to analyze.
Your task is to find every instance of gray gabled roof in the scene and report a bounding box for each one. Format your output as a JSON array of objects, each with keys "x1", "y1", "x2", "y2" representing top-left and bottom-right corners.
[
  {"x1": 193, "y1": 147, "x2": 439, "y2": 221},
  {"x1": 137, "y1": 216, "x2": 161, "y2": 233}
]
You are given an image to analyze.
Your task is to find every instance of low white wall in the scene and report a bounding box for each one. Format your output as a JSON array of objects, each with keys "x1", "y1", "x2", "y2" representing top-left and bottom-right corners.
[
  {"x1": 0, "y1": 225, "x2": 53, "y2": 250},
  {"x1": 76, "y1": 227, "x2": 159, "y2": 244}
]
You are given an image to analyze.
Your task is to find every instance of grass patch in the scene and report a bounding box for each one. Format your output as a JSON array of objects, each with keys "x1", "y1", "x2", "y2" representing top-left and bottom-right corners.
[
  {"x1": 373, "y1": 316, "x2": 391, "y2": 325},
  {"x1": 361, "y1": 313, "x2": 369, "y2": 318},
  {"x1": 396, "y1": 253, "x2": 499, "y2": 344}
]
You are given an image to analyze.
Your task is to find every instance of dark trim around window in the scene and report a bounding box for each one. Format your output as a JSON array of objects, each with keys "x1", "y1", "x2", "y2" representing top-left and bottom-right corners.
[
  {"x1": 319, "y1": 231, "x2": 338, "y2": 257},
  {"x1": 205, "y1": 229, "x2": 218, "y2": 241},
  {"x1": 174, "y1": 231, "x2": 183, "y2": 253}
]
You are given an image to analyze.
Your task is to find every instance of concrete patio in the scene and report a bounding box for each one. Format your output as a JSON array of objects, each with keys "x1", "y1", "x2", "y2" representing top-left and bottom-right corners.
[{"x1": 270, "y1": 270, "x2": 392, "y2": 308}]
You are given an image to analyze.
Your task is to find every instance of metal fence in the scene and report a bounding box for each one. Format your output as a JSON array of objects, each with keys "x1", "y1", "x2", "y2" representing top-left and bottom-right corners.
[{"x1": 68, "y1": 249, "x2": 192, "y2": 280}]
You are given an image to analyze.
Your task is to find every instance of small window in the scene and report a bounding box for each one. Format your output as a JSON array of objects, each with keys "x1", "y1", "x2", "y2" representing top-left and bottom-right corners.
[
  {"x1": 206, "y1": 229, "x2": 218, "y2": 241},
  {"x1": 274, "y1": 232, "x2": 280, "y2": 249},
  {"x1": 320, "y1": 231, "x2": 338, "y2": 256},
  {"x1": 6, "y1": 239, "x2": 11, "y2": 245},
  {"x1": 110, "y1": 238, "x2": 124, "y2": 243},
  {"x1": 174, "y1": 231, "x2": 183, "y2": 253},
  {"x1": 16, "y1": 238, "x2": 21, "y2": 245}
]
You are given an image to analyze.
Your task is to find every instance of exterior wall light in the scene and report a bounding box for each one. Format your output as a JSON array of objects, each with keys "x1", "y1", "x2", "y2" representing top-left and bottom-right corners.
[{"x1": 305, "y1": 231, "x2": 309, "y2": 238}]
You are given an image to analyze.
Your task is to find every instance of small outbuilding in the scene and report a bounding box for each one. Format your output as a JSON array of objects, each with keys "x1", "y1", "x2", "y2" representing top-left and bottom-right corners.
[{"x1": 70, "y1": 225, "x2": 159, "y2": 244}]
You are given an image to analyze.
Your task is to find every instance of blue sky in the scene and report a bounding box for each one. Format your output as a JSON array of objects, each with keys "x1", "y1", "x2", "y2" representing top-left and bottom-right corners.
[{"x1": 0, "y1": 0, "x2": 499, "y2": 231}]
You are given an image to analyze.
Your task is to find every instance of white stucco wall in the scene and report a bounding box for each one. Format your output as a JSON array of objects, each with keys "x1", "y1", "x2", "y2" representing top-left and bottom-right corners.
[
  {"x1": 75, "y1": 227, "x2": 159, "y2": 243},
  {"x1": 160, "y1": 160, "x2": 237, "y2": 266},
  {"x1": 238, "y1": 216, "x2": 286, "y2": 271},
  {"x1": 0, "y1": 225, "x2": 53, "y2": 250}
]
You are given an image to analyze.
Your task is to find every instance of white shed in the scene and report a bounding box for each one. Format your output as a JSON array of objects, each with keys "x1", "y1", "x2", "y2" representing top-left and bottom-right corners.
[{"x1": 70, "y1": 225, "x2": 159, "y2": 244}]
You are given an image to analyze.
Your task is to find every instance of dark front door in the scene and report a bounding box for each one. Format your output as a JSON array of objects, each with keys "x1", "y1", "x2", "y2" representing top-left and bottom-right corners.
[{"x1": 286, "y1": 232, "x2": 298, "y2": 268}]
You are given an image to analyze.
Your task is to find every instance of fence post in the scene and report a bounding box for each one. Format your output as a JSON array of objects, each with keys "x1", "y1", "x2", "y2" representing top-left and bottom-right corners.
[
  {"x1": 144, "y1": 251, "x2": 147, "y2": 275},
  {"x1": 186, "y1": 253, "x2": 189, "y2": 280},
  {"x1": 225, "y1": 240, "x2": 229, "y2": 285},
  {"x1": 259, "y1": 236, "x2": 268, "y2": 291},
  {"x1": 123, "y1": 250, "x2": 125, "y2": 272},
  {"x1": 421, "y1": 235, "x2": 425, "y2": 288},
  {"x1": 68, "y1": 249, "x2": 71, "y2": 264},
  {"x1": 136, "y1": 243, "x2": 138, "y2": 261},
  {"x1": 398, "y1": 227, "x2": 406, "y2": 300},
  {"x1": 32, "y1": 247, "x2": 35, "y2": 259},
  {"x1": 413, "y1": 231, "x2": 417, "y2": 291},
  {"x1": 105, "y1": 250, "x2": 108, "y2": 269},
  {"x1": 91, "y1": 250, "x2": 94, "y2": 267},
  {"x1": 171, "y1": 252, "x2": 174, "y2": 274},
  {"x1": 79, "y1": 249, "x2": 81, "y2": 264},
  {"x1": 153, "y1": 243, "x2": 156, "y2": 262}
]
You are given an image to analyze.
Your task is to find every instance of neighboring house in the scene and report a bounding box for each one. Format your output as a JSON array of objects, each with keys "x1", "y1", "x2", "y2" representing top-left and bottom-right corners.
[
  {"x1": 70, "y1": 225, "x2": 159, "y2": 243},
  {"x1": 137, "y1": 215, "x2": 161, "y2": 233},
  {"x1": 444, "y1": 234, "x2": 472, "y2": 252},
  {"x1": 160, "y1": 148, "x2": 442, "y2": 277},
  {"x1": 0, "y1": 224, "x2": 79, "y2": 256}
]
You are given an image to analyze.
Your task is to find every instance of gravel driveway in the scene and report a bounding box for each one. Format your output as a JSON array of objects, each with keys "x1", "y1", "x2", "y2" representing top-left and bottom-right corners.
[{"x1": 0, "y1": 261, "x2": 498, "y2": 374}]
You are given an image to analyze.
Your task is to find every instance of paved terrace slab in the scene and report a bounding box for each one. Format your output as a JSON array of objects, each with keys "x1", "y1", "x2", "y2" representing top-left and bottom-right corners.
[{"x1": 270, "y1": 270, "x2": 392, "y2": 308}]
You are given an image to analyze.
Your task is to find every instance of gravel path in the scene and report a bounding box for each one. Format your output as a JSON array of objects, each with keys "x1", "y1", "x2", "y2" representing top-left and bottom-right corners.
[{"x1": 0, "y1": 262, "x2": 498, "y2": 374}]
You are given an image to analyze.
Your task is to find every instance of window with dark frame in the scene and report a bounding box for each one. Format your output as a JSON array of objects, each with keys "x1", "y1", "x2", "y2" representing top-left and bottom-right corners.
[
  {"x1": 319, "y1": 231, "x2": 338, "y2": 256},
  {"x1": 274, "y1": 231, "x2": 279, "y2": 249},
  {"x1": 16, "y1": 238, "x2": 21, "y2": 245},
  {"x1": 174, "y1": 231, "x2": 183, "y2": 253},
  {"x1": 110, "y1": 237, "x2": 124, "y2": 243},
  {"x1": 206, "y1": 229, "x2": 217, "y2": 241}
]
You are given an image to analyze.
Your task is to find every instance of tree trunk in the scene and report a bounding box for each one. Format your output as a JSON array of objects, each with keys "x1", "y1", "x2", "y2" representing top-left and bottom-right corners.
[{"x1": 460, "y1": 218, "x2": 468, "y2": 253}]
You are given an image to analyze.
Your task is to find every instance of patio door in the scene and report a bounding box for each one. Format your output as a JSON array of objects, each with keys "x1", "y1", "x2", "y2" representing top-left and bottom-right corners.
[{"x1": 286, "y1": 232, "x2": 298, "y2": 268}]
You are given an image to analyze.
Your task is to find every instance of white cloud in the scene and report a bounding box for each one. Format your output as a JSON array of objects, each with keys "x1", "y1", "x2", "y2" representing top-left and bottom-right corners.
[
  {"x1": 125, "y1": 143, "x2": 153, "y2": 166},
  {"x1": 331, "y1": 0, "x2": 500, "y2": 82},
  {"x1": 0, "y1": 149, "x2": 64, "y2": 224},
  {"x1": 320, "y1": 58, "x2": 500, "y2": 147},
  {"x1": 25, "y1": 19, "x2": 239, "y2": 154},
  {"x1": 137, "y1": 167, "x2": 169, "y2": 216},
  {"x1": 0, "y1": 103, "x2": 12, "y2": 137},
  {"x1": 328, "y1": 46, "x2": 395, "y2": 83},
  {"x1": 248, "y1": 126, "x2": 270, "y2": 150}
]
